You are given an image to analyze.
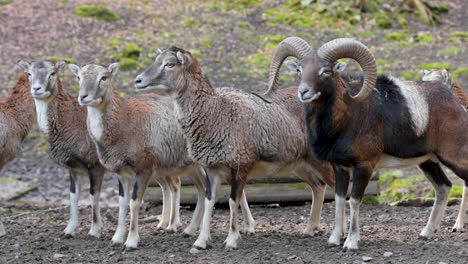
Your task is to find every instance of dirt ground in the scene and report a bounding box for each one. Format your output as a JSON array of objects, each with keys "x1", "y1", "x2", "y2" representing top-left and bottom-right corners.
[{"x1": 0, "y1": 201, "x2": 466, "y2": 264}]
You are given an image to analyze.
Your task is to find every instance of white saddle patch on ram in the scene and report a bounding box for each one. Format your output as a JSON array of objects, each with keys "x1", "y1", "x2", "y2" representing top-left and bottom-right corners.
[
  {"x1": 34, "y1": 99, "x2": 49, "y2": 134},
  {"x1": 377, "y1": 154, "x2": 438, "y2": 169},
  {"x1": 391, "y1": 77, "x2": 429, "y2": 136}
]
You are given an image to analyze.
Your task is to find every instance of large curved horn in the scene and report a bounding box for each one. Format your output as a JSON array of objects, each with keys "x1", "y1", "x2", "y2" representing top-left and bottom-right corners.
[
  {"x1": 317, "y1": 38, "x2": 377, "y2": 104},
  {"x1": 253, "y1": 37, "x2": 313, "y2": 102}
]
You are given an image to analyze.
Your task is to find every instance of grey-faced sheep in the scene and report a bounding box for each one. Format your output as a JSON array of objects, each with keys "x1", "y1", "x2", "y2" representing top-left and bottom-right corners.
[
  {"x1": 134, "y1": 46, "x2": 335, "y2": 250},
  {"x1": 68, "y1": 62, "x2": 255, "y2": 250},
  {"x1": 17, "y1": 60, "x2": 107, "y2": 239},
  {"x1": 422, "y1": 69, "x2": 468, "y2": 110},
  {"x1": 257, "y1": 37, "x2": 468, "y2": 250},
  {"x1": 0, "y1": 73, "x2": 35, "y2": 235}
]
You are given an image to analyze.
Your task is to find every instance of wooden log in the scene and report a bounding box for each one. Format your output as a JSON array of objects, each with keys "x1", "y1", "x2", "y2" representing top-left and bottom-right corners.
[{"x1": 144, "y1": 180, "x2": 379, "y2": 205}]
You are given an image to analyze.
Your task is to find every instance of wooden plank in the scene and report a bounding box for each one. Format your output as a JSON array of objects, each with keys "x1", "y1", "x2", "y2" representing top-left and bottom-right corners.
[{"x1": 144, "y1": 180, "x2": 379, "y2": 205}]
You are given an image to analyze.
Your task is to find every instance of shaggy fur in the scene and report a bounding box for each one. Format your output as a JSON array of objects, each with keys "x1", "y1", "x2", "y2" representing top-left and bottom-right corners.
[
  {"x1": 422, "y1": 69, "x2": 468, "y2": 109},
  {"x1": 135, "y1": 46, "x2": 335, "y2": 250},
  {"x1": 18, "y1": 60, "x2": 106, "y2": 239},
  {"x1": 71, "y1": 63, "x2": 227, "y2": 249},
  {"x1": 294, "y1": 50, "x2": 468, "y2": 250},
  {"x1": 0, "y1": 74, "x2": 35, "y2": 168}
]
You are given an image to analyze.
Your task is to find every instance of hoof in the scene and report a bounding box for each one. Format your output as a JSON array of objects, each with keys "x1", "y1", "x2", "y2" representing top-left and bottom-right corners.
[
  {"x1": 182, "y1": 232, "x2": 193, "y2": 238},
  {"x1": 418, "y1": 235, "x2": 430, "y2": 241},
  {"x1": 342, "y1": 246, "x2": 358, "y2": 252},
  {"x1": 60, "y1": 233, "x2": 74, "y2": 239},
  {"x1": 225, "y1": 245, "x2": 237, "y2": 251},
  {"x1": 122, "y1": 246, "x2": 137, "y2": 253},
  {"x1": 109, "y1": 241, "x2": 123, "y2": 248}
]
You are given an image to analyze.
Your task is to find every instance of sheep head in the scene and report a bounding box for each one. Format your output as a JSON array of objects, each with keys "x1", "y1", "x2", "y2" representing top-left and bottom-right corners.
[
  {"x1": 69, "y1": 63, "x2": 119, "y2": 107},
  {"x1": 134, "y1": 46, "x2": 199, "y2": 96},
  {"x1": 17, "y1": 60, "x2": 66, "y2": 100}
]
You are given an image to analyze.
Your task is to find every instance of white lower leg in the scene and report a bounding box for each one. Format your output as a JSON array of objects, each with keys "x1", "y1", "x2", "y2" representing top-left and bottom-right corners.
[
  {"x1": 88, "y1": 193, "x2": 102, "y2": 238},
  {"x1": 343, "y1": 198, "x2": 361, "y2": 250},
  {"x1": 328, "y1": 194, "x2": 345, "y2": 246},
  {"x1": 452, "y1": 184, "x2": 467, "y2": 232},
  {"x1": 304, "y1": 185, "x2": 325, "y2": 236},
  {"x1": 157, "y1": 185, "x2": 170, "y2": 230},
  {"x1": 420, "y1": 184, "x2": 450, "y2": 238},
  {"x1": 184, "y1": 192, "x2": 205, "y2": 236},
  {"x1": 240, "y1": 191, "x2": 255, "y2": 234},
  {"x1": 112, "y1": 191, "x2": 129, "y2": 244},
  {"x1": 225, "y1": 198, "x2": 241, "y2": 249},
  {"x1": 166, "y1": 185, "x2": 180, "y2": 232},
  {"x1": 64, "y1": 188, "x2": 80, "y2": 236},
  {"x1": 124, "y1": 199, "x2": 140, "y2": 248},
  {"x1": 193, "y1": 174, "x2": 219, "y2": 249}
]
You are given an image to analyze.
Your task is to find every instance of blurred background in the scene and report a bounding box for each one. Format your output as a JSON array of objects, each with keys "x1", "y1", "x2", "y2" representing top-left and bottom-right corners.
[{"x1": 0, "y1": 0, "x2": 466, "y2": 206}]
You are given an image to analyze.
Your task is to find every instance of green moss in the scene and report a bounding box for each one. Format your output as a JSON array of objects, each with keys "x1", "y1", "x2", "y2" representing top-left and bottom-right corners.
[
  {"x1": 441, "y1": 47, "x2": 461, "y2": 56},
  {"x1": 69, "y1": 86, "x2": 80, "y2": 93},
  {"x1": 49, "y1": 56, "x2": 75, "y2": 64},
  {"x1": 384, "y1": 31, "x2": 409, "y2": 41},
  {"x1": 200, "y1": 36, "x2": 214, "y2": 49},
  {"x1": 453, "y1": 67, "x2": 468, "y2": 79},
  {"x1": 362, "y1": 196, "x2": 380, "y2": 205},
  {"x1": 450, "y1": 32, "x2": 468, "y2": 42},
  {"x1": 243, "y1": 51, "x2": 270, "y2": 77},
  {"x1": 107, "y1": 38, "x2": 121, "y2": 49},
  {"x1": 183, "y1": 18, "x2": 199, "y2": 30},
  {"x1": 419, "y1": 62, "x2": 452, "y2": 71},
  {"x1": 359, "y1": 31, "x2": 377, "y2": 39},
  {"x1": 376, "y1": 59, "x2": 390, "y2": 67},
  {"x1": 238, "y1": 21, "x2": 252, "y2": 28},
  {"x1": 381, "y1": 176, "x2": 417, "y2": 203},
  {"x1": 0, "y1": 0, "x2": 12, "y2": 5},
  {"x1": 376, "y1": 13, "x2": 392, "y2": 29},
  {"x1": 122, "y1": 44, "x2": 142, "y2": 60},
  {"x1": 266, "y1": 34, "x2": 285, "y2": 44},
  {"x1": 118, "y1": 58, "x2": 138, "y2": 71},
  {"x1": 190, "y1": 50, "x2": 202, "y2": 57},
  {"x1": 402, "y1": 70, "x2": 415, "y2": 80},
  {"x1": 379, "y1": 170, "x2": 403, "y2": 185},
  {"x1": 74, "y1": 5, "x2": 120, "y2": 22},
  {"x1": 209, "y1": 0, "x2": 261, "y2": 11},
  {"x1": 414, "y1": 33, "x2": 434, "y2": 44},
  {"x1": 0, "y1": 177, "x2": 16, "y2": 183}
]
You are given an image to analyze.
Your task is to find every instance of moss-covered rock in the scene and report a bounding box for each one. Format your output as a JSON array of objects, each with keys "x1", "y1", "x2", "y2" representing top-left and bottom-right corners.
[
  {"x1": 418, "y1": 62, "x2": 452, "y2": 71},
  {"x1": 74, "y1": 5, "x2": 120, "y2": 22}
]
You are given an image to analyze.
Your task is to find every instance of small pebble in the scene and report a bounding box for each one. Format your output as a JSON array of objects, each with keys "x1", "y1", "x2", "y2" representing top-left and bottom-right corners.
[
  {"x1": 362, "y1": 256, "x2": 373, "y2": 262},
  {"x1": 383, "y1": 252, "x2": 393, "y2": 257},
  {"x1": 53, "y1": 253, "x2": 66, "y2": 259},
  {"x1": 287, "y1": 255, "x2": 297, "y2": 260},
  {"x1": 190, "y1": 248, "x2": 200, "y2": 254}
]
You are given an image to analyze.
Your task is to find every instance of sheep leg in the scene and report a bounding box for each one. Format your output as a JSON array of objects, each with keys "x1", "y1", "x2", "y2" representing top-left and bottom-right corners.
[
  {"x1": 343, "y1": 166, "x2": 372, "y2": 251},
  {"x1": 124, "y1": 172, "x2": 152, "y2": 250},
  {"x1": 183, "y1": 168, "x2": 206, "y2": 236},
  {"x1": 303, "y1": 182, "x2": 326, "y2": 236},
  {"x1": 63, "y1": 169, "x2": 80, "y2": 238},
  {"x1": 240, "y1": 191, "x2": 255, "y2": 235},
  {"x1": 452, "y1": 183, "x2": 467, "y2": 232},
  {"x1": 193, "y1": 167, "x2": 220, "y2": 250},
  {"x1": 224, "y1": 168, "x2": 248, "y2": 250},
  {"x1": 87, "y1": 166, "x2": 105, "y2": 238},
  {"x1": 328, "y1": 165, "x2": 350, "y2": 246},
  {"x1": 419, "y1": 161, "x2": 451, "y2": 238},
  {"x1": 111, "y1": 175, "x2": 131, "y2": 245},
  {"x1": 155, "y1": 176, "x2": 170, "y2": 230},
  {"x1": 166, "y1": 176, "x2": 182, "y2": 232}
]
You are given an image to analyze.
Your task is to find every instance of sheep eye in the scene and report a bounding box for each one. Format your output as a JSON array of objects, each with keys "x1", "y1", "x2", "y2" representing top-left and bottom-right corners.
[
  {"x1": 165, "y1": 63, "x2": 175, "y2": 68},
  {"x1": 101, "y1": 76, "x2": 108, "y2": 81},
  {"x1": 50, "y1": 72, "x2": 56, "y2": 76}
]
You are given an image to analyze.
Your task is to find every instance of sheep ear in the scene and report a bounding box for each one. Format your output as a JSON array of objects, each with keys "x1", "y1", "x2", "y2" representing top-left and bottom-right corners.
[
  {"x1": 108, "y1": 63, "x2": 120, "y2": 77},
  {"x1": 176, "y1": 51, "x2": 187, "y2": 65},
  {"x1": 441, "y1": 69, "x2": 449, "y2": 82},
  {"x1": 285, "y1": 60, "x2": 299, "y2": 72},
  {"x1": 157, "y1": 48, "x2": 163, "y2": 54},
  {"x1": 17, "y1": 60, "x2": 30, "y2": 72},
  {"x1": 422, "y1": 69, "x2": 430, "y2": 75},
  {"x1": 68, "y1": 64, "x2": 80, "y2": 77},
  {"x1": 333, "y1": 62, "x2": 347, "y2": 73},
  {"x1": 55, "y1": 61, "x2": 67, "y2": 71}
]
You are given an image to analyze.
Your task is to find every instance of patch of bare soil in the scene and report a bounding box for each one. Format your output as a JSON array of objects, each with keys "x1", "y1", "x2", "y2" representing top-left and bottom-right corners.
[{"x1": 0, "y1": 202, "x2": 466, "y2": 263}]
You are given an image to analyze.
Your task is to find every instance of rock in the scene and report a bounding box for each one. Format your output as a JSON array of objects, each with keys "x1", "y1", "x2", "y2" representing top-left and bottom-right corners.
[
  {"x1": 0, "y1": 221, "x2": 6, "y2": 237},
  {"x1": 362, "y1": 256, "x2": 373, "y2": 262},
  {"x1": 287, "y1": 255, "x2": 297, "y2": 260},
  {"x1": 383, "y1": 252, "x2": 393, "y2": 257},
  {"x1": 10, "y1": 243, "x2": 20, "y2": 249},
  {"x1": 438, "y1": 262, "x2": 448, "y2": 264},
  {"x1": 53, "y1": 253, "x2": 66, "y2": 259},
  {"x1": 190, "y1": 248, "x2": 200, "y2": 254}
]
